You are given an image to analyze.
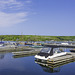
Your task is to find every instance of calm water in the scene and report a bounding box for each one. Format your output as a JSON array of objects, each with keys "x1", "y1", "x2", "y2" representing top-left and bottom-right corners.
[{"x1": 0, "y1": 52, "x2": 75, "y2": 75}]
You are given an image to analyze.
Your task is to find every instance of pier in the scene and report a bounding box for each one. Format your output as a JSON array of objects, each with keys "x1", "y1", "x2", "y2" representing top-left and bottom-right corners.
[
  {"x1": 12, "y1": 48, "x2": 42, "y2": 56},
  {"x1": 42, "y1": 44, "x2": 75, "y2": 48},
  {"x1": 0, "y1": 46, "x2": 34, "y2": 52}
]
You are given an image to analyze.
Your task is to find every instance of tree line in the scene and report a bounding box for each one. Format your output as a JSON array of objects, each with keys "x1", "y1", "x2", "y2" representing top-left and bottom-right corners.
[{"x1": 0, "y1": 35, "x2": 75, "y2": 41}]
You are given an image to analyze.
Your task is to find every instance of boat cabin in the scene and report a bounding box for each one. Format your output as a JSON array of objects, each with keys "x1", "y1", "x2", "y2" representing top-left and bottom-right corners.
[
  {"x1": 37, "y1": 48, "x2": 61, "y2": 58},
  {"x1": 35, "y1": 48, "x2": 67, "y2": 60}
]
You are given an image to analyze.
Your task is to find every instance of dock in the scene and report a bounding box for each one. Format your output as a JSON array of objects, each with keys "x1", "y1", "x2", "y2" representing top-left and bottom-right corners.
[
  {"x1": 12, "y1": 48, "x2": 42, "y2": 56},
  {"x1": 42, "y1": 44, "x2": 75, "y2": 48},
  {"x1": 0, "y1": 46, "x2": 35, "y2": 52},
  {"x1": 35, "y1": 52, "x2": 75, "y2": 68},
  {"x1": 12, "y1": 50, "x2": 40, "y2": 56},
  {"x1": 46, "y1": 52, "x2": 75, "y2": 68}
]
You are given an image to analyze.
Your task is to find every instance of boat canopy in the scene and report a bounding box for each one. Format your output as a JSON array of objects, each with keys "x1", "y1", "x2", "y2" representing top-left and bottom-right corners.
[
  {"x1": 40, "y1": 48, "x2": 51, "y2": 53},
  {"x1": 37, "y1": 48, "x2": 62, "y2": 58}
]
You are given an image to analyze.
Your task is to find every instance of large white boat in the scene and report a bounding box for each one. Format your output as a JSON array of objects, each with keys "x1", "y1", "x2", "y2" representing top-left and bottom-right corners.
[{"x1": 35, "y1": 48, "x2": 67, "y2": 61}]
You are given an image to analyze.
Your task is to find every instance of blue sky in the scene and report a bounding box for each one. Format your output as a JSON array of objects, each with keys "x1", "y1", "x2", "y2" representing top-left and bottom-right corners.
[{"x1": 0, "y1": 0, "x2": 75, "y2": 36}]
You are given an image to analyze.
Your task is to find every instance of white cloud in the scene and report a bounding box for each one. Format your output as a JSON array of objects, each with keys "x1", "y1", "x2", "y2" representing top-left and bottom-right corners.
[
  {"x1": 0, "y1": 0, "x2": 32, "y2": 10},
  {"x1": 0, "y1": 0, "x2": 24, "y2": 10},
  {"x1": 0, "y1": 12, "x2": 28, "y2": 27},
  {"x1": 0, "y1": 0, "x2": 32, "y2": 27}
]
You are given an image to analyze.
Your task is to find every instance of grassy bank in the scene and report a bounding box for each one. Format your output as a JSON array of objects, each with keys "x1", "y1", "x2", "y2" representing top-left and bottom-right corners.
[{"x1": 0, "y1": 35, "x2": 75, "y2": 41}]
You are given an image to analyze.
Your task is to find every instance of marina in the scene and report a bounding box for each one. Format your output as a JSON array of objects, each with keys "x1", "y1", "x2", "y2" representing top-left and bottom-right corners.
[
  {"x1": 0, "y1": 0, "x2": 75, "y2": 74},
  {"x1": 0, "y1": 42, "x2": 74, "y2": 75},
  {"x1": 0, "y1": 41, "x2": 75, "y2": 68}
]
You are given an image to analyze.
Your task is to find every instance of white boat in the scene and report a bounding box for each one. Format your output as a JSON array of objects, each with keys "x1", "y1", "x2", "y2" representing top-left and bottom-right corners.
[{"x1": 35, "y1": 48, "x2": 68, "y2": 61}]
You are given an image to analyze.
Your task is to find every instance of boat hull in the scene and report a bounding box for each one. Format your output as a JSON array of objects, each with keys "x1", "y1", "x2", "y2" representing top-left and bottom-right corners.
[{"x1": 35, "y1": 52, "x2": 67, "y2": 61}]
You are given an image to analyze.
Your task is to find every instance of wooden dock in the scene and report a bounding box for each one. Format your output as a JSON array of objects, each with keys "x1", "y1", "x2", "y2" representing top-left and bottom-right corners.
[
  {"x1": 12, "y1": 50, "x2": 40, "y2": 56},
  {"x1": 12, "y1": 48, "x2": 42, "y2": 56},
  {"x1": 35, "y1": 53, "x2": 75, "y2": 68},
  {"x1": 46, "y1": 52, "x2": 75, "y2": 68},
  {"x1": 0, "y1": 46, "x2": 35, "y2": 52}
]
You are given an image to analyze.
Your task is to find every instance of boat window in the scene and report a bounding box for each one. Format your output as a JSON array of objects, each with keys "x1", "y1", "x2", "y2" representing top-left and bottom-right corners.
[
  {"x1": 57, "y1": 50, "x2": 61, "y2": 53},
  {"x1": 40, "y1": 48, "x2": 51, "y2": 53},
  {"x1": 54, "y1": 50, "x2": 61, "y2": 53}
]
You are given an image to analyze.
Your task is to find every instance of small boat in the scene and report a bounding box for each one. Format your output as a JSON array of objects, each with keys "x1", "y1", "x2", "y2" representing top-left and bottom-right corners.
[
  {"x1": 31, "y1": 45, "x2": 44, "y2": 48},
  {"x1": 35, "y1": 48, "x2": 67, "y2": 61},
  {"x1": 70, "y1": 49, "x2": 75, "y2": 52},
  {"x1": 0, "y1": 42, "x2": 4, "y2": 47}
]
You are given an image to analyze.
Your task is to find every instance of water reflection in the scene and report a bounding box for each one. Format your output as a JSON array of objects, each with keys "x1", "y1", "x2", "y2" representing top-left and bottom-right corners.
[
  {"x1": 13, "y1": 54, "x2": 36, "y2": 58},
  {"x1": 40, "y1": 64, "x2": 61, "y2": 73},
  {"x1": 35, "y1": 60, "x2": 61, "y2": 73},
  {"x1": 35, "y1": 59, "x2": 75, "y2": 73},
  {"x1": 0, "y1": 53, "x2": 5, "y2": 59}
]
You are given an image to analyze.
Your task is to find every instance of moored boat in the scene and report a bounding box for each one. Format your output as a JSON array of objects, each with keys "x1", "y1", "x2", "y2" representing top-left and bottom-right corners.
[
  {"x1": 31, "y1": 45, "x2": 44, "y2": 48},
  {"x1": 35, "y1": 48, "x2": 68, "y2": 61},
  {"x1": 70, "y1": 49, "x2": 75, "y2": 52}
]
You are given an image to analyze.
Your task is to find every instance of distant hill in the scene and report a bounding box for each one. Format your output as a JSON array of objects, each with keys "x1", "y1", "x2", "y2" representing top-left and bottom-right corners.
[{"x1": 0, "y1": 35, "x2": 75, "y2": 41}]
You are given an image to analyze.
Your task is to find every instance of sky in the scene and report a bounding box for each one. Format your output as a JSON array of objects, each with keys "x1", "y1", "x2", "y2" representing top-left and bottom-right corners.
[{"x1": 0, "y1": 0, "x2": 75, "y2": 36}]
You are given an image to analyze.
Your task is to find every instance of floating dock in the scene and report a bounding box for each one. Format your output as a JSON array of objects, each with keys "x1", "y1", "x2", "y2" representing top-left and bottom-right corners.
[
  {"x1": 12, "y1": 48, "x2": 42, "y2": 56},
  {"x1": 12, "y1": 50, "x2": 40, "y2": 56},
  {"x1": 46, "y1": 52, "x2": 75, "y2": 68},
  {"x1": 35, "y1": 52, "x2": 75, "y2": 68}
]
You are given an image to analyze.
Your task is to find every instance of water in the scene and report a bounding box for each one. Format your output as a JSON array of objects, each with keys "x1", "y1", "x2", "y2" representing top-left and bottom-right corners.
[{"x1": 0, "y1": 52, "x2": 75, "y2": 75}]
